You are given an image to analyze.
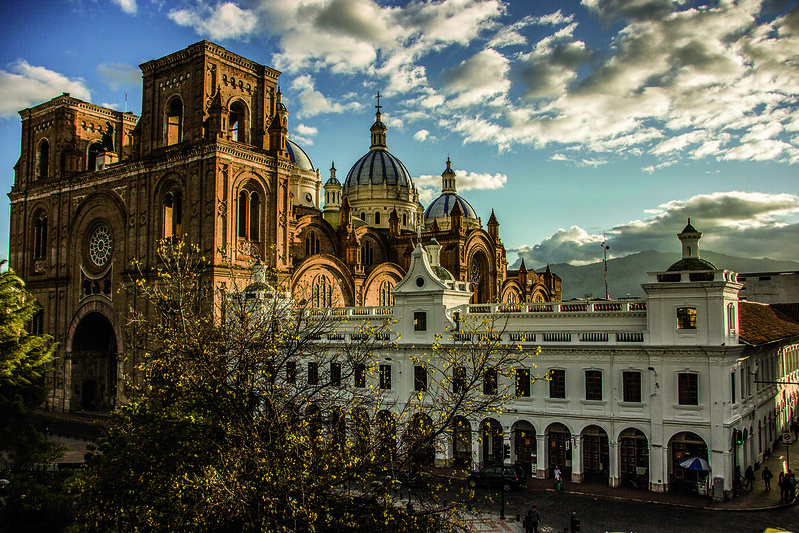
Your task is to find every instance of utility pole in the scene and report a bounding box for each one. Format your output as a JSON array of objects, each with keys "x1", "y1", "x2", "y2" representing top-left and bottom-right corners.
[{"x1": 601, "y1": 236, "x2": 610, "y2": 299}]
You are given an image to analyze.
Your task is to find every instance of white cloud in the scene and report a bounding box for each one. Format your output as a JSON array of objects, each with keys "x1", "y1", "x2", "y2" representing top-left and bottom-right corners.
[
  {"x1": 169, "y1": 2, "x2": 258, "y2": 40},
  {"x1": 513, "y1": 190, "x2": 799, "y2": 267},
  {"x1": 97, "y1": 63, "x2": 140, "y2": 91},
  {"x1": 414, "y1": 129, "x2": 430, "y2": 141},
  {"x1": 290, "y1": 75, "x2": 359, "y2": 117},
  {"x1": 112, "y1": 0, "x2": 137, "y2": 15},
  {"x1": 0, "y1": 61, "x2": 91, "y2": 118},
  {"x1": 440, "y1": 49, "x2": 510, "y2": 107},
  {"x1": 294, "y1": 123, "x2": 317, "y2": 138}
]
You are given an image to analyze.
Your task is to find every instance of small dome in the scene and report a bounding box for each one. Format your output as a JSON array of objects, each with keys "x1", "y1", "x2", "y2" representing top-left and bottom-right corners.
[
  {"x1": 432, "y1": 265, "x2": 455, "y2": 281},
  {"x1": 667, "y1": 257, "x2": 716, "y2": 271},
  {"x1": 344, "y1": 150, "x2": 414, "y2": 189},
  {"x1": 325, "y1": 175, "x2": 341, "y2": 186},
  {"x1": 286, "y1": 139, "x2": 314, "y2": 172},
  {"x1": 424, "y1": 193, "x2": 478, "y2": 220}
]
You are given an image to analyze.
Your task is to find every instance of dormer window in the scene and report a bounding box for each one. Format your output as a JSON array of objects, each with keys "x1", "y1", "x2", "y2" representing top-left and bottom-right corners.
[{"x1": 677, "y1": 307, "x2": 697, "y2": 330}]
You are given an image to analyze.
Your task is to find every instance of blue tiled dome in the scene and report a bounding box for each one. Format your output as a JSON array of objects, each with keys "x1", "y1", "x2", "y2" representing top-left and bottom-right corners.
[
  {"x1": 424, "y1": 193, "x2": 478, "y2": 220},
  {"x1": 285, "y1": 139, "x2": 314, "y2": 172},
  {"x1": 344, "y1": 150, "x2": 414, "y2": 190}
]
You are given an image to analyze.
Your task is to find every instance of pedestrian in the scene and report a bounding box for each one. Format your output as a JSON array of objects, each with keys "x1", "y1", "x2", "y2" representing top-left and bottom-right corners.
[
  {"x1": 762, "y1": 466, "x2": 773, "y2": 490},
  {"x1": 790, "y1": 471, "x2": 797, "y2": 502},
  {"x1": 735, "y1": 464, "x2": 743, "y2": 492},
  {"x1": 570, "y1": 511, "x2": 580, "y2": 532},
  {"x1": 554, "y1": 465, "x2": 563, "y2": 490},
  {"x1": 523, "y1": 506, "x2": 540, "y2": 533},
  {"x1": 44, "y1": 426, "x2": 50, "y2": 440},
  {"x1": 779, "y1": 472, "x2": 787, "y2": 503},
  {"x1": 745, "y1": 465, "x2": 755, "y2": 491}
]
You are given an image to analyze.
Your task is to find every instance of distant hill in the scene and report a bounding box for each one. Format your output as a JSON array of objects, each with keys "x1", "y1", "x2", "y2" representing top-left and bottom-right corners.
[{"x1": 516, "y1": 251, "x2": 799, "y2": 300}]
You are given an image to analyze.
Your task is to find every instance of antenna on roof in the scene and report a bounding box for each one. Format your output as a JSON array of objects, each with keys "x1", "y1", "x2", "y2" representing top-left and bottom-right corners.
[{"x1": 601, "y1": 235, "x2": 610, "y2": 299}]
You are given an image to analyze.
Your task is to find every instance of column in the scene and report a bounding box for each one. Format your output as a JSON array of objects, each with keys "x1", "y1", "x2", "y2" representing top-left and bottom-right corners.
[
  {"x1": 471, "y1": 429, "x2": 482, "y2": 471},
  {"x1": 536, "y1": 434, "x2": 548, "y2": 479},
  {"x1": 435, "y1": 432, "x2": 452, "y2": 467},
  {"x1": 608, "y1": 440, "x2": 621, "y2": 487},
  {"x1": 570, "y1": 436, "x2": 584, "y2": 483}
]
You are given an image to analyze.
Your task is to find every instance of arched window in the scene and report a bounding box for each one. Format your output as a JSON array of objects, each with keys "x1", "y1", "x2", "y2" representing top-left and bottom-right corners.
[
  {"x1": 37, "y1": 139, "x2": 49, "y2": 180},
  {"x1": 360, "y1": 212, "x2": 366, "y2": 221},
  {"x1": 87, "y1": 142, "x2": 102, "y2": 171},
  {"x1": 249, "y1": 193, "x2": 260, "y2": 241},
  {"x1": 238, "y1": 189, "x2": 261, "y2": 242},
  {"x1": 33, "y1": 211, "x2": 47, "y2": 259},
  {"x1": 29, "y1": 306, "x2": 44, "y2": 335},
  {"x1": 163, "y1": 190, "x2": 182, "y2": 239},
  {"x1": 166, "y1": 98, "x2": 183, "y2": 145},
  {"x1": 374, "y1": 211, "x2": 381, "y2": 225},
  {"x1": 379, "y1": 280, "x2": 394, "y2": 307},
  {"x1": 360, "y1": 242, "x2": 374, "y2": 266},
  {"x1": 728, "y1": 303, "x2": 737, "y2": 332},
  {"x1": 313, "y1": 275, "x2": 332, "y2": 307},
  {"x1": 305, "y1": 230, "x2": 320, "y2": 255},
  {"x1": 229, "y1": 100, "x2": 248, "y2": 143},
  {"x1": 403, "y1": 213, "x2": 407, "y2": 226}
]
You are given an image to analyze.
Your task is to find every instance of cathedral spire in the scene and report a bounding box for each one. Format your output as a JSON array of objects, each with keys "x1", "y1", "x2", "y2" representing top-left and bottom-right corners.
[
  {"x1": 441, "y1": 157, "x2": 457, "y2": 194},
  {"x1": 370, "y1": 91, "x2": 387, "y2": 151}
]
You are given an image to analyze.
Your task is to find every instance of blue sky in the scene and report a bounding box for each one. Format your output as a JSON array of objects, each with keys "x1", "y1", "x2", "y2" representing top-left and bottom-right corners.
[{"x1": 1, "y1": 0, "x2": 798, "y2": 269}]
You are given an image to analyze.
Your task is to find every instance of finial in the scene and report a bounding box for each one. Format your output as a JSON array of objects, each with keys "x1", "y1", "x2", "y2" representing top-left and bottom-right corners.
[{"x1": 376, "y1": 91, "x2": 382, "y2": 113}]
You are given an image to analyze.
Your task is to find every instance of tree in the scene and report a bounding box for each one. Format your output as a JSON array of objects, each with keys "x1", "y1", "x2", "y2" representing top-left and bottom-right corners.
[
  {"x1": 79, "y1": 240, "x2": 540, "y2": 532},
  {"x1": 0, "y1": 261, "x2": 58, "y2": 467}
]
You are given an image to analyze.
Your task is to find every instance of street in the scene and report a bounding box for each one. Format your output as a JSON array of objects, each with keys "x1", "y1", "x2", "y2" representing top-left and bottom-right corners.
[{"x1": 459, "y1": 485, "x2": 799, "y2": 533}]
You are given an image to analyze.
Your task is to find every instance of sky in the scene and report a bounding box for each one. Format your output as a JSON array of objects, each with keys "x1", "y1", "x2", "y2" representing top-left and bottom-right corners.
[{"x1": 1, "y1": 0, "x2": 798, "y2": 270}]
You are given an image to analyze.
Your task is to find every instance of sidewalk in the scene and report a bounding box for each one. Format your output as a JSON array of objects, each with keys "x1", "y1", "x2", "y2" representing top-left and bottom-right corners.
[{"x1": 540, "y1": 436, "x2": 799, "y2": 511}]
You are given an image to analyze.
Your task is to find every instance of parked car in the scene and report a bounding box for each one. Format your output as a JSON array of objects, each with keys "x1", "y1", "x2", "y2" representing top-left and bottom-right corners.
[{"x1": 466, "y1": 464, "x2": 527, "y2": 491}]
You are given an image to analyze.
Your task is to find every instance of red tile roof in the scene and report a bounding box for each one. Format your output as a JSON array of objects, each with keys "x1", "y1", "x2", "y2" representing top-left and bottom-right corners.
[{"x1": 739, "y1": 301, "x2": 799, "y2": 345}]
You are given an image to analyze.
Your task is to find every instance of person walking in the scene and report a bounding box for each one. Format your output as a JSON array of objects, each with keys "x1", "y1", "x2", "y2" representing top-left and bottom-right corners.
[
  {"x1": 570, "y1": 511, "x2": 581, "y2": 532},
  {"x1": 789, "y1": 471, "x2": 797, "y2": 502},
  {"x1": 779, "y1": 472, "x2": 787, "y2": 503},
  {"x1": 554, "y1": 465, "x2": 563, "y2": 491},
  {"x1": 523, "y1": 506, "x2": 540, "y2": 533},
  {"x1": 762, "y1": 466, "x2": 773, "y2": 490},
  {"x1": 745, "y1": 465, "x2": 756, "y2": 491}
]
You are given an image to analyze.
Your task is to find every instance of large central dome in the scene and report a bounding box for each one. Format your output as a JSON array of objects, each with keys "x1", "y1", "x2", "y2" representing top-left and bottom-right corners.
[
  {"x1": 345, "y1": 150, "x2": 413, "y2": 189},
  {"x1": 343, "y1": 99, "x2": 414, "y2": 193}
]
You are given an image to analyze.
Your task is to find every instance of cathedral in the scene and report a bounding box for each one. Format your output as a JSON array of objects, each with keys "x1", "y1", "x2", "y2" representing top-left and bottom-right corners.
[{"x1": 7, "y1": 41, "x2": 560, "y2": 412}]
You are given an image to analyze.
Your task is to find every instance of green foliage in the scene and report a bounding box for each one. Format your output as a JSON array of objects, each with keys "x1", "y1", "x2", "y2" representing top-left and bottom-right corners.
[
  {"x1": 0, "y1": 470, "x2": 82, "y2": 533},
  {"x1": 0, "y1": 261, "x2": 58, "y2": 466},
  {"x1": 77, "y1": 239, "x2": 536, "y2": 532}
]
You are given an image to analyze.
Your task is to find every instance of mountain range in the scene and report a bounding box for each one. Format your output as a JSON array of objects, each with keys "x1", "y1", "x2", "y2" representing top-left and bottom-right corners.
[{"x1": 516, "y1": 251, "x2": 799, "y2": 301}]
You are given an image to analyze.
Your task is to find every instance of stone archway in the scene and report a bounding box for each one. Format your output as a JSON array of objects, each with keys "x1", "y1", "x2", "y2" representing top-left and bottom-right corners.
[
  {"x1": 669, "y1": 431, "x2": 709, "y2": 493},
  {"x1": 70, "y1": 311, "x2": 118, "y2": 411},
  {"x1": 547, "y1": 423, "x2": 572, "y2": 478},
  {"x1": 469, "y1": 251, "x2": 490, "y2": 304},
  {"x1": 582, "y1": 425, "x2": 609, "y2": 482},
  {"x1": 619, "y1": 428, "x2": 649, "y2": 489},
  {"x1": 513, "y1": 421, "x2": 536, "y2": 477}
]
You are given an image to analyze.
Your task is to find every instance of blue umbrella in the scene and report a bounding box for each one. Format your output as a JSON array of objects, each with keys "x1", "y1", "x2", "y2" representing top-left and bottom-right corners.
[{"x1": 679, "y1": 457, "x2": 711, "y2": 471}]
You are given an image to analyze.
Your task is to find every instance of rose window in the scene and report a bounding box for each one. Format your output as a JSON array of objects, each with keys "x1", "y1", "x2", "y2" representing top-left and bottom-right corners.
[{"x1": 89, "y1": 225, "x2": 113, "y2": 267}]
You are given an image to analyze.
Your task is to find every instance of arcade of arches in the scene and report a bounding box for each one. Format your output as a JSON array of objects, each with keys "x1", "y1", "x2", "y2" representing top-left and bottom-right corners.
[{"x1": 280, "y1": 406, "x2": 720, "y2": 494}]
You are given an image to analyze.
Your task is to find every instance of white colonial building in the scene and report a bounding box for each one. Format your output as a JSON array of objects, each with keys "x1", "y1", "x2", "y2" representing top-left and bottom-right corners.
[{"x1": 240, "y1": 221, "x2": 799, "y2": 501}]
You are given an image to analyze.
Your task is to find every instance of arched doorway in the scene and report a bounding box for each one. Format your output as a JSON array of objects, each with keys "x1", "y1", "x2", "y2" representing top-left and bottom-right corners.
[
  {"x1": 513, "y1": 421, "x2": 536, "y2": 477},
  {"x1": 375, "y1": 410, "x2": 397, "y2": 466},
  {"x1": 71, "y1": 311, "x2": 118, "y2": 411},
  {"x1": 582, "y1": 425, "x2": 609, "y2": 482},
  {"x1": 619, "y1": 428, "x2": 649, "y2": 489},
  {"x1": 452, "y1": 416, "x2": 472, "y2": 469},
  {"x1": 407, "y1": 413, "x2": 435, "y2": 467},
  {"x1": 481, "y1": 418, "x2": 503, "y2": 466},
  {"x1": 547, "y1": 423, "x2": 572, "y2": 478},
  {"x1": 669, "y1": 432, "x2": 709, "y2": 493}
]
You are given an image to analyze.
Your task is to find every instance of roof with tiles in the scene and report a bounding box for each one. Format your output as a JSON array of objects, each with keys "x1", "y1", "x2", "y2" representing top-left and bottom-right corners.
[{"x1": 739, "y1": 301, "x2": 799, "y2": 345}]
